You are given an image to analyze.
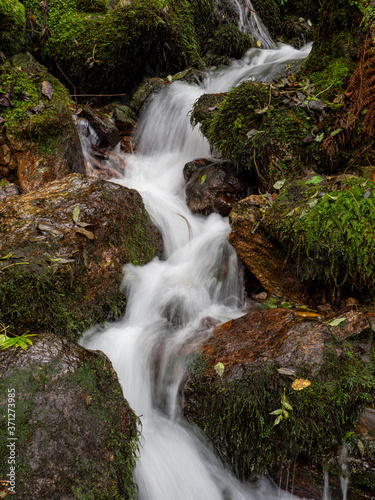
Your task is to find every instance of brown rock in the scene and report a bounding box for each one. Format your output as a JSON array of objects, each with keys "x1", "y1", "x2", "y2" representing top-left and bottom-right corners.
[
  {"x1": 229, "y1": 197, "x2": 306, "y2": 301},
  {"x1": 0, "y1": 173, "x2": 163, "y2": 339}
]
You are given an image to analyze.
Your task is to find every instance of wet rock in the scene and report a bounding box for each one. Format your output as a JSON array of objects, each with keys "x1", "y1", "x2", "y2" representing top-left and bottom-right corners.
[
  {"x1": 130, "y1": 77, "x2": 166, "y2": 115},
  {"x1": 183, "y1": 307, "x2": 375, "y2": 490},
  {"x1": 229, "y1": 196, "x2": 306, "y2": 302},
  {"x1": 81, "y1": 105, "x2": 120, "y2": 149},
  {"x1": 0, "y1": 173, "x2": 163, "y2": 339},
  {"x1": 0, "y1": 181, "x2": 20, "y2": 202},
  {"x1": 0, "y1": 333, "x2": 139, "y2": 499},
  {"x1": 0, "y1": 53, "x2": 85, "y2": 190},
  {"x1": 184, "y1": 159, "x2": 247, "y2": 216}
]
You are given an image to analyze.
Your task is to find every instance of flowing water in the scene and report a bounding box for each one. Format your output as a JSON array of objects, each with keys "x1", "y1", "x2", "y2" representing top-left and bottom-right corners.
[{"x1": 80, "y1": 43, "x2": 313, "y2": 499}]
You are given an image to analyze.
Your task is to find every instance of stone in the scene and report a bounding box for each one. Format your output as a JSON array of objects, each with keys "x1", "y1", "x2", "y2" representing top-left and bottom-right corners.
[
  {"x1": 185, "y1": 160, "x2": 247, "y2": 216},
  {"x1": 0, "y1": 333, "x2": 139, "y2": 499},
  {"x1": 81, "y1": 105, "x2": 120, "y2": 149},
  {"x1": 0, "y1": 173, "x2": 163, "y2": 339},
  {"x1": 229, "y1": 196, "x2": 306, "y2": 302}
]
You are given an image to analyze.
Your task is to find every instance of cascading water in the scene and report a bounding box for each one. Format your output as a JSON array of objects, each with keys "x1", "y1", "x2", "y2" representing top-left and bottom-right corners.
[
  {"x1": 230, "y1": 0, "x2": 274, "y2": 49},
  {"x1": 80, "y1": 43, "x2": 313, "y2": 499}
]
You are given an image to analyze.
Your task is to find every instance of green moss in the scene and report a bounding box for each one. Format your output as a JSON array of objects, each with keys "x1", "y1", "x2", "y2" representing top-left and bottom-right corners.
[
  {"x1": 0, "y1": 355, "x2": 139, "y2": 498},
  {"x1": 0, "y1": 0, "x2": 25, "y2": 56},
  {"x1": 0, "y1": 262, "x2": 127, "y2": 340},
  {"x1": 0, "y1": 53, "x2": 75, "y2": 156},
  {"x1": 263, "y1": 176, "x2": 375, "y2": 293},
  {"x1": 21, "y1": 0, "x2": 202, "y2": 94},
  {"x1": 191, "y1": 80, "x2": 326, "y2": 184},
  {"x1": 185, "y1": 341, "x2": 375, "y2": 480},
  {"x1": 206, "y1": 23, "x2": 253, "y2": 62}
]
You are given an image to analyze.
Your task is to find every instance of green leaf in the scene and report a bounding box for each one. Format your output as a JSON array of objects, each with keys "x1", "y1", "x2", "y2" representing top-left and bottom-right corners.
[
  {"x1": 273, "y1": 415, "x2": 283, "y2": 426},
  {"x1": 330, "y1": 128, "x2": 342, "y2": 137},
  {"x1": 328, "y1": 317, "x2": 347, "y2": 327},
  {"x1": 282, "y1": 409, "x2": 289, "y2": 418},
  {"x1": 270, "y1": 409, "x2": 283, "y2": 415},
  {"x1": 305, "y1": 176, "x2": 323, "y2": 185},
  {"x1": 17, "y1": 340, "x2": 27, "y2": 350},
  {"x1": 200, "y1": 174, "x2": 207, "y2": 185},
  {"x1": 283, "y1": 401, "x2": 293, "y2": 411},
  {"x1": 307, "y1": 19, "x2": 312, "y2": 27},
  {"x1": 273, "y1": 179, "x2": 285, "y2": 190},
  {"x1": 314, "y1": 132, "x2": 324, "y2": 143},
  {"x1": 72, "y1": 204, "x2": 80, "y2": 224},
  {"x1": 307, "y1": 199, "x2": 318, "y2": 208}
]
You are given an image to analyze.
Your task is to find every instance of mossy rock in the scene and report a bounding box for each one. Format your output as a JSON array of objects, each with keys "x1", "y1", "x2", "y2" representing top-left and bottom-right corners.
[
  {"x1": 0, "y1": 0, "x2": 26, "y2": 57},
  {"x1": 21, "y1": 0, "x2": 207, "y2": 94},
  {"x1": 0, "y1": 174, "x2": 163, "y2": 340},
  {"x1": 0, "y1": 333, "x2": 139, "y2": 499},
  {"x1": 191, "y1": 80, "x2": 328, "y2": 186},
  {"x1": 0, "y1": 53, "x2": 84, "y2": 185},
  {"x1": 183, "y1": 307, "x2": 375, "y2": 492},
  {"x1": 262, "y1": 175, "x2": 375, "y2": 298},
  {"x1": 205, "y1": 23, "x2": 253, "y2": 64}
]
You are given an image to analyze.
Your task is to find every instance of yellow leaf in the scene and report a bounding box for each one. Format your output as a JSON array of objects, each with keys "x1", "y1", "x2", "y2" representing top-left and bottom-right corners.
[
  {"x1": 214, "y1": 362, "x2": 224, "y2": 377},
  {"x1": 256, "y1": 40, "x2": 261, "y2": 47},
  {"x1": 292, "y1": 378, "x2": 311, "y2": 391}
]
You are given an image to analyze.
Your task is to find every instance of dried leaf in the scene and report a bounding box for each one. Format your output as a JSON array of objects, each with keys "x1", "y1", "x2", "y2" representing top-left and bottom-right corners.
[
  {"x1": 314, "y1": 132, "x2": 325, "y2": 143},
  {"x1": 273, "y1": 414, "x2": 283, "y2": 426},
  {"x1": 291, "y1": 378, "x2": 311, "y2": 391},
  {"x1": 307, "y1": 198, "x2": 318, "y2": 208},
  {"x1": 72, "y1": 204, "x2": 80, "y2": 224},
  {"x1": 266, "y1": 192, "x2": 273, "y2": 205},
  {"x1": 38, "y1": 223, "x2": 65, "y2": 237},
  {"x1": 277, "y1": 367, "x2": 296, "y2": 376},
  {"x1": 214, "y1": 362, "x2": 224, "y2": 377},
  {"x1": 75, "y1": 227, "x2": 95, "y2": 239},
  {"x1": 41, "y1": 80, "x2": 53, "y2": 100},
  {"x1": 295, "y1": 311, "x2": 320, "y2": 318},
  {"x1": 357, "y1": 439, "x2": 365, "y2": 458},
  {"x1": 364, "y1": 188, "x2": 372, "y2": 199},
  {"x1": 246, "y1": 129, "x2": 259, "y2": 139}
]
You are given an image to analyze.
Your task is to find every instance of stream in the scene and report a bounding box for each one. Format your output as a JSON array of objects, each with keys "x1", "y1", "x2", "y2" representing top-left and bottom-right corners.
[{"x1": 80, "y1": 40, "x2": 313, "y2": 500}]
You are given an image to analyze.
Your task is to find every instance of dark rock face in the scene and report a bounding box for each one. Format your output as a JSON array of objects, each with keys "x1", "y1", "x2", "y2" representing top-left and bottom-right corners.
[
  {"x1": 184, "y1": 159, "x2": 247, "y2": 216},
  {"x1": 183, "y1": 307, "x2": 375, "y2": 497},
  {"x1": 0, "y1": 53, "x2": 85, "y2": 191},
  {"x1": 0, "y1": 333, "x2": 139, "y2": 499},
  {"x1": 81, "y1": 105, "x2": 121, "y2": 149},
  {"x1": 0, "y1": 173, "x2": 163, "y2": 339}
]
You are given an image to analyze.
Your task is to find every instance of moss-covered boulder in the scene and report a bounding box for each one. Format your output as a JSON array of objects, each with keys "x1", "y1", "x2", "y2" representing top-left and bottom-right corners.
[
  {"x1": 191, "y1": 79, "x2": 329, "y2": 187},
  {"x1": 183, "y1": 307, "x2": 375, "y2": 496},
  {"x1": 0, "y1": 53, "x2": 84, "y2": 190},
  {"x1": 21, "y1": 0, "x2": 211, "y2": 95},
  {"x1": 0, "y1": 332, "x2": 139, "y2": 499},
  {"x1": 0, "y1": 0, "x2": 26, "y2": 57},
  {"x1": 0, "y1": 173, "x2": 163, "y2": 340},
  {"x1": 262, "y1": 174, "x2": 375, "y2": 302}
]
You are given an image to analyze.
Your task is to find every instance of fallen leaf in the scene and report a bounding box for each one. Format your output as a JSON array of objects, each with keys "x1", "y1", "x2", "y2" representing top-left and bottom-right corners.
[
  {"x1": 214, "y1": 362, "x2": 224, "y2": 377},
  {"x1": 273, "y1": 179, "x2": 285, "y2": 190},
  {"x1": 277, "y1": 367, "x2": 296, "y2": 376},
  {"x1": 75, "y1": 227, "x2": 95, "y2": 240},
  {"x1": 200, "y1": 174, "x2": 206, "y2": 184},
  {"x1": 292, "y1": 378, "x2": 311, "y2": 391},
  {"x1": 305, "y1": 175, "x2": 323, "y2": 185},
  {"x1": 41, "y1": 80, "x2": 53, "y2": 100},
  {"x1": 295, "y1": 310, "x2": 320, "y2": 318},
  {"x1": 328, "y1": 317, "x2": 347, "y2": 327},
  {"x1": 256, "y1": 40, "x2": 261, "y2": 47},
  {"x1": 72, "y1": 204, "x2": 80, "y2": 224}
]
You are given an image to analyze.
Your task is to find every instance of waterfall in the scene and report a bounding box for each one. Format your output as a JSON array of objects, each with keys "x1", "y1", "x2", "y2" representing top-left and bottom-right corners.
[{"x1": 80, "y1": 43, "x2": 313, "y2": 499}]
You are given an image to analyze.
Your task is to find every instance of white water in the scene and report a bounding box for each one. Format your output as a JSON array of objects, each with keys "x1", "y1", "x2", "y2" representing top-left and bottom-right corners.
[
  {"x1": 80, "y1": 43, "x2": 313, "y2": 499},
  {"x1": 231, "y1": 0, "x2": 274, "y2": 49}
]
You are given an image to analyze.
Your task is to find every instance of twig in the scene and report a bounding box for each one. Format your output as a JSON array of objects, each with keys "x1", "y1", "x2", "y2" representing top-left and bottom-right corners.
[
  {"x1": 0, "y1": 262, "x2": 29, "y2": 272},
  {"x1": 176, "y1": 213, "x2": 192, "y2": 241},
  {"x1": 70, "y1": 93, "x2": 127, "y2": 97},
  {"x1": 244, "y1": 0, "x2": 258, "y2": 14},
  {"x1": 253, "y1": 147, "x2": 266, "y2": 184}
]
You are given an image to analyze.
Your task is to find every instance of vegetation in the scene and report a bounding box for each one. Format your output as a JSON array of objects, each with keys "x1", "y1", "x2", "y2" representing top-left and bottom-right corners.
[
  {"x1": 0, "y1": 0, "x2": 25, "y2": 57},
  {"x1": 185, "y1": 339, "x2": 375, "y2": 481}
]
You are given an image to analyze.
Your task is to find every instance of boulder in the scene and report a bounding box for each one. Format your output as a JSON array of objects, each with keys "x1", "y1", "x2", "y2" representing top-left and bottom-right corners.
[
  {"x1": 0, "y1": 173, "x2": 163, "y2": 339},
  {"x1": 0, "y1": 53, "x2": 85, "y2": 191},
  {"x1": 184, "y1": 159, "x2": 247, "y2": 216},
  {"x1": 183, "y1": 307, "x2": 375, "y2": 497},
  {"x1": 0, "y1": 333, "x2": 139, "y2": 499},
  {"x1": 0, "y1": 0, "x2": 25, "y2": 57},
  {"x1": 229, "y1": 195, "x2": 306, "y2": 302},
  {"x1": 81, "y1": 105, "x2": 120, "y2": 149}
]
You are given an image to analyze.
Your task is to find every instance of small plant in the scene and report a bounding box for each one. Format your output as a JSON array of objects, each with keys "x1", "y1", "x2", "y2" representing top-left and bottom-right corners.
[
  {"x1": 270, "y1": 388, "x2": 293, "y2": 426},
  {"x1": 0, "y1": 324, "x2": 37, "y2": 351}
]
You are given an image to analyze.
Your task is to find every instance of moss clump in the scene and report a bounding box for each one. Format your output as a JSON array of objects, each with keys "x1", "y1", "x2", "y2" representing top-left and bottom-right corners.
[
  {"x1": 206, "y1": 23, "x2": 253, "y2": 62},
  {"x1": 0, "y1": 0, "x2": 26, "y2": 56},
  {"x1": 0, "y1": 53, "x2": 76, "y2": 156},
  {"x1": 184, "y1": 341, "x2": 375, "y2": 481},
  {"x1": 191, "y1": 80, "x2": 326, "y2": 185},
  {"x1": 21, "y1": 0, "x2": 203, "y2": 94},
  {"x1": 263, "y1": 176, "x2": 375, "y2": 294}
]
